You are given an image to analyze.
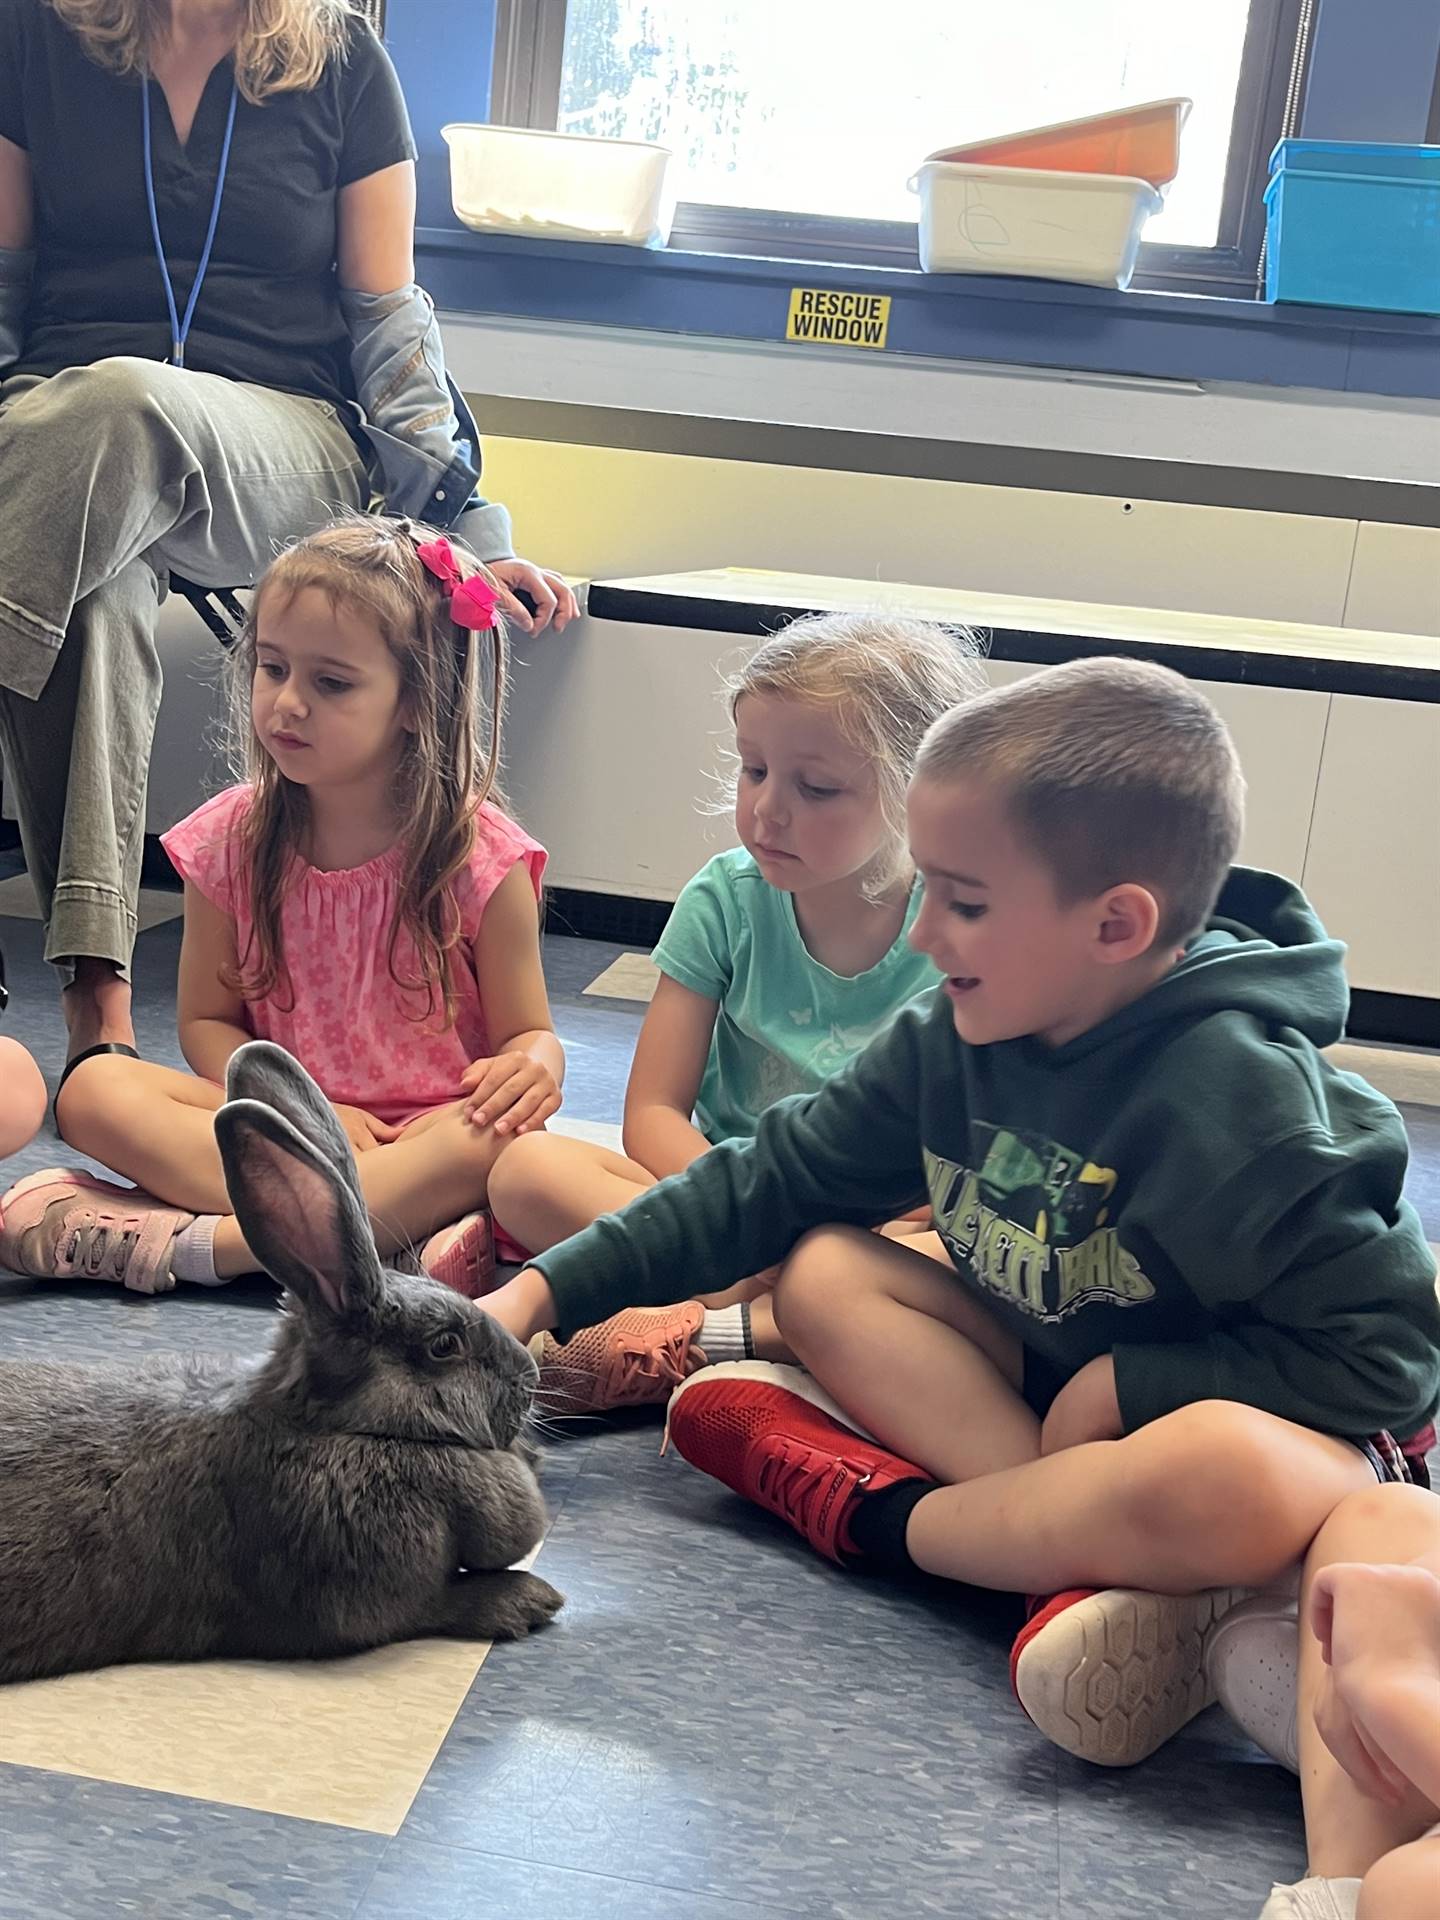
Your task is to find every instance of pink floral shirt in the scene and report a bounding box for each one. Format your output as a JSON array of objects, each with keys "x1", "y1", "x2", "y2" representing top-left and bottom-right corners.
[{"x1": 162, "y1": 786, "x2": 547, "y2": 1124}]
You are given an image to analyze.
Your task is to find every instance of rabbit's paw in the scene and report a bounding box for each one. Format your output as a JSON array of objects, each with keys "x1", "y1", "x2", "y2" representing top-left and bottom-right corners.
[
  {"x1": 490, "y1": 1570, "x2": 565, "y2": 1640},
  {"x1": 440, "y1": 1568, "x2": 563, "y2": 1641}
]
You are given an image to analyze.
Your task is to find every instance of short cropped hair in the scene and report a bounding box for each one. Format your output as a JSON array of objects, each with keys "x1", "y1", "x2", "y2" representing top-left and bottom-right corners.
[{"x1": 914, "y1": 656, "x2": 1245, "y2": 947}]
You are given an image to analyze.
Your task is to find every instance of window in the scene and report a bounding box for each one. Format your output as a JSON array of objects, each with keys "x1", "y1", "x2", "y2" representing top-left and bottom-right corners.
[{"x1": 492, "y1": 0, "x2": 1311, "y2": 293}]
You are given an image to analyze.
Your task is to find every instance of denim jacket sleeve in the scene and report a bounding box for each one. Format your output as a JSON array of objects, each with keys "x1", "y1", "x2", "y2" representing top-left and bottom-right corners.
[
  {"x1": 0, "y1": 245, "x2": 35, "y2": 373},
  {"x1": 339, "y1": 281, "x2": 514, "y2": 562}
]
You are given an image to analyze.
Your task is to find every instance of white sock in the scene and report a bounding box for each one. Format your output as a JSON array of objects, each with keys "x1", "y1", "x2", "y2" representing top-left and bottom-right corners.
[
  {"x1": 699, "y1": 1303, "x2": 752, "y2": 1364},
  {"x1": 1262, "y1": 1878, "x2": 1362, "y2": 1920},
  {"x1": 169, "y1": 1215, "x2": 225, "y2": 1285}
]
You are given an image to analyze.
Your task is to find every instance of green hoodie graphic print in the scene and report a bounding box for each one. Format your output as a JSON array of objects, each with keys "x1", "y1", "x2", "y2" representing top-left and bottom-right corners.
[{"x1": 536, "y1": 870, "x2": 1440, "y2": 1441}]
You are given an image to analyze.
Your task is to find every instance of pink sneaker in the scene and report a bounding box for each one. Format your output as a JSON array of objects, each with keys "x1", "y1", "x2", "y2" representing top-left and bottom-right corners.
[
  {"x1": 419, "y1": 1210, "x2": 496, "y2": 1298},
  {"x1": 0, "y1": 1168, "x2": 195, "y2": 1295},
  {"x1": 532, "y1": 1302, "x2": 708, "y2": 1416}
]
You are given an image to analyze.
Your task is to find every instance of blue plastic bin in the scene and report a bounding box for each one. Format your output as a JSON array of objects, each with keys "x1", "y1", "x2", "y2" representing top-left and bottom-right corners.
[{"x1": 1264, "y1": 138, "x2": 1440, "y2": 315}]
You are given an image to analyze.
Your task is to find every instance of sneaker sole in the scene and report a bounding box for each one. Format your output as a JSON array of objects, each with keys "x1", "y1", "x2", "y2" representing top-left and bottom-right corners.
[
  {"x1": 664, "y1": 1359, "x2": 876, "y2": 1443},
  {"x1": 1014, "y1": 1585, "x2": 1246, "y2": 1767},
  {"x1": 425, "y1": 1240, "x2": 495, "y2": 1300}
]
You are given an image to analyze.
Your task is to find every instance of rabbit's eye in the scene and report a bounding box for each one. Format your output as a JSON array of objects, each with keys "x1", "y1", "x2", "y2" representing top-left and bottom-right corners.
[{"x1": 427, "y1": 1331, "x2": 466, "y2": 1363}]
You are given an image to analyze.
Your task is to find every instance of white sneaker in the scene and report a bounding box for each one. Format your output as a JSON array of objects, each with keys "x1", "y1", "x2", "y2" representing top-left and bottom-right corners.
[
  {"x1": 1257, "y1": 1877, "x2": 1361, "y2": 1919},
  {"x1": 1206, "y1": 1588, "x2": 1301, "y2": 1773}
]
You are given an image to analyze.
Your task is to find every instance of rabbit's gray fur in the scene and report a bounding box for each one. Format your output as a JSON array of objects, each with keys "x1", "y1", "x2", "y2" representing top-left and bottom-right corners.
[{"x1": 0, "y1": 1042, "x2": 562, "y2": 1683}]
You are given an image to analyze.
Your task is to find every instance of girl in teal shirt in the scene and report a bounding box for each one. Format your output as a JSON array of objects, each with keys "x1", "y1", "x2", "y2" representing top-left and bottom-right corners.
[{"x1": 486, "y1": 610, "x2": 982, "y2": 1415}]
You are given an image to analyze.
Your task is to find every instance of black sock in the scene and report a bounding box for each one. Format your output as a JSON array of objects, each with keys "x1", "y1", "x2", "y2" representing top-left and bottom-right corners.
[{"x1": 842, "y1": 1476, "x2": 936, "y2": 1571}]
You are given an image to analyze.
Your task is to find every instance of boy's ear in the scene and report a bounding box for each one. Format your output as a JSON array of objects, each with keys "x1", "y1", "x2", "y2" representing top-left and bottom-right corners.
[{"x1": 1094, "y1": 883, "x2": 1161, "y2": 963}]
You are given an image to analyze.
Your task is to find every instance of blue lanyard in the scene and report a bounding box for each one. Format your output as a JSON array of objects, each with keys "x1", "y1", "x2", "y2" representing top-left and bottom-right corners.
[{"x1": 142, "y1": 73, "x2": 238, "y2": 369}]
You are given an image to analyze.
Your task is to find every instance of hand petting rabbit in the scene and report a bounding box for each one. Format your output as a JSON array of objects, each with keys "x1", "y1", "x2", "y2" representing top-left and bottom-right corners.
[{"x1": 0, "y1": 1041, "x2": 563, "y2": 1684}]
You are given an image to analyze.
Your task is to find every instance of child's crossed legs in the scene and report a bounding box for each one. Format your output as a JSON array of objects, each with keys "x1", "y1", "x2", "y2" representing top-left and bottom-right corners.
[
  {"x1": 770, "y1": 1224, "x2": 1380, "y2": 1598},
  {"x1": 54, "y1": 1054, "x2": 512, "y2": 1278}
]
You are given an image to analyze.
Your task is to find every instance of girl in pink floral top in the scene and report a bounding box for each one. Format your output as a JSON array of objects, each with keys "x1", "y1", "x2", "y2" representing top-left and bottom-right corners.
[{"x1": 0, "y1": 517, "x2": 563, "y2": 1298}]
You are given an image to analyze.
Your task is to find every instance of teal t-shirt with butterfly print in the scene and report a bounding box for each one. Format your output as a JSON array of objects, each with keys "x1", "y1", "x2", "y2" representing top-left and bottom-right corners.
[{"x1": 651, "y1": 847, "x2": 939, "y2": 1147}]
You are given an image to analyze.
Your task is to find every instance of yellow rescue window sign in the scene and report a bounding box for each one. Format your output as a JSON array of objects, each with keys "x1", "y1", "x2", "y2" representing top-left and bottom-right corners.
[{"x1": 785, "y1": 287, "x2": 891, "y2": 350}]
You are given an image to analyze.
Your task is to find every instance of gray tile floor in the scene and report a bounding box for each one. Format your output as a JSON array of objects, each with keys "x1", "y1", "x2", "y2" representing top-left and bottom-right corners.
[{"x1": 1, "y1": 904, "x2": 1436, "y2": 1919}]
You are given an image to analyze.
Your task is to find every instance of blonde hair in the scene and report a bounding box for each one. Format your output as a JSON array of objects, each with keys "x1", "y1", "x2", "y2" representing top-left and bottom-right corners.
[
  {"x1": 48, "y1": 0, "x2": 357, "y2": 102},
  {"x1": 723, "y1": 611, "x2": 985, "y2": 893},
  {"x1": 226, "y1": 514, "x2": 508, "y2": 1028},
  {"x1": 915, "y1": 656, "x2": 1245, "y2": 946}
]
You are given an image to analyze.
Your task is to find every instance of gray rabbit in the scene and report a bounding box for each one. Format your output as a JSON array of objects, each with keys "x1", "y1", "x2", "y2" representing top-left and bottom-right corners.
[{"x1": 0, "y1": 1041, "x2": 562, "y2": 1683}]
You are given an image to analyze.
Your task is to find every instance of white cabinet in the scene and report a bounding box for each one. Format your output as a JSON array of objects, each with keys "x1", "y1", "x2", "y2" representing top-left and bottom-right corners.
[
  {"x1": 1302, "y1": 696, "x2": 1440, "y2": 999},
  {"x1": 505, "y1": 614, "x2": 740, "y2": 900}
]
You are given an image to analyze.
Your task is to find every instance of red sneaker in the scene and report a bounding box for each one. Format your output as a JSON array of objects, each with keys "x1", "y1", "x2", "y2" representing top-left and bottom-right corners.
[
  {"x1": 1010, "y1": 1584, "x2": 1246, "y2": 1767},
  {"x1": 664, "y1": 1360, "x2": 925, "y2": 1566}
]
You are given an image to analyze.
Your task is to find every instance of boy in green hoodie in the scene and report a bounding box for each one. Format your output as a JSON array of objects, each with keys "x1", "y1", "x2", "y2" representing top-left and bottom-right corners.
[{"x1": 482, "y1": 656, "x2": 1440, "y2": 1775}]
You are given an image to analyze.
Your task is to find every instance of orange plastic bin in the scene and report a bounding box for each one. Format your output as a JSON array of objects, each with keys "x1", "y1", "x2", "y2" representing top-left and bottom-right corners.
[{"x1": 928, "y1": 97, "x2": 1191, "y2": 191}]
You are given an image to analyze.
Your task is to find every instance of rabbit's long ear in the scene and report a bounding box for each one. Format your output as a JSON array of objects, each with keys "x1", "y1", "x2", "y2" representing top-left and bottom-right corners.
[
  {"x1": 226, "y1": 1041, "x2": 360, "y2": 1202},
  {"x1": 215, "y1": 1098, "x2": 383, "y2": 1318}
]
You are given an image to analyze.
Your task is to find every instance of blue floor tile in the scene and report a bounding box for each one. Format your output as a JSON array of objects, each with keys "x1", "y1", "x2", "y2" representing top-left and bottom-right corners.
[
  {"x1": 404, "y1": 1426, "x2": 1058, "y2": 1920},
  {"x1": 357, "y1": 1837, "x2": 797, "y2": 1920},
  {"x1": 1054, "y1": 1744, "x2": 1306, "y2": 1919},
  {"x1": 0, "y1": 1764, "x2": 384, "y2": 1920}
]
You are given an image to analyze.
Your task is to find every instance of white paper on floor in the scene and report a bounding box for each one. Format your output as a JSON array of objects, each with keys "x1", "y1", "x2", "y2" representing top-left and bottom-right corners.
[{"x1": 582, "y1": 952, "x2": 660, "y2": 1002}]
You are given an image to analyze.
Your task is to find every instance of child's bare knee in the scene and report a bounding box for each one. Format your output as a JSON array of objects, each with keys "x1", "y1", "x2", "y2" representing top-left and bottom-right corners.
[
  {"x1": 1317, "y1": 1482, "x2": 1440, "y2": 1562},
  {"x1": 1120, "y1": 1401, "x2": 1304, "y2": 1572},
  {"x1": 481, "y1": 1126, "x2": 552, "y2": 1206},
  {"x1": 771, "y1": 1225, "x2": 874, "y2": 1344},
  {"x1": 53, "y1": 1055, "x2": 134, "y2": 1153},
  {"x1": 1358, "y1": 1836, "x2": 1440, "y2": 1920}
]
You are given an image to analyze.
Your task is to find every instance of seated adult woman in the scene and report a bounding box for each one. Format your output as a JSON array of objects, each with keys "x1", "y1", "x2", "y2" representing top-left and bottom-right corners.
[{"x1": 0, "y1": 0, "x2": 574, "y2": 1083}]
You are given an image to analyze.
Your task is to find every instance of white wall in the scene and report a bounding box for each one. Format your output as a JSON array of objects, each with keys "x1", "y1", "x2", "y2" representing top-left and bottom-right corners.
[{"x1": 441, "y1": 311, "x2": 1440, "y2": 490}]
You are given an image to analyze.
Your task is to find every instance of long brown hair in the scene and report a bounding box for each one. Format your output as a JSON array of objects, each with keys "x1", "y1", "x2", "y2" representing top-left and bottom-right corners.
[
  {"x1": 48, "y1": 0, "x2": 357, "y2": 102},
  {"x1": 226, "y1": 515, "x2": 508, "y2": 1029}
]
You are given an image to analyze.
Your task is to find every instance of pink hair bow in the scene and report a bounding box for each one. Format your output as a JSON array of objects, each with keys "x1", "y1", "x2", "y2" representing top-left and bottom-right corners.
[{"x1": 414, "y1": 534, "x2": 500, "y2": 630}]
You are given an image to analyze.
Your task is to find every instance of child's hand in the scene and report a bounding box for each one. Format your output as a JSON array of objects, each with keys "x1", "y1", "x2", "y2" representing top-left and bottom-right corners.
[
  {"x1": 1313, "y1": 1667, "x2": 1415, "y2": 1806},
  {"x1": 462, "y1": 1052, "x2": 562, "y2": 1136},
  {"x1": 1039, "y1": 1354, "x2": 1124, "y2": 1454},
  {"x1": 1311, "y1": 1560, "x2": 1440, "y2": 1804},
  {"x1": 331, "y1": 1103, "x2": 402, "y2": 1153}
]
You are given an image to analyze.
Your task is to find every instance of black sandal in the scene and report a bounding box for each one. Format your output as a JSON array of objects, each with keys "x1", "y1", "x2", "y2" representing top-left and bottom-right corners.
[{"x1": 56, "y1": 1041, "x2": 141, "y2": 1103}]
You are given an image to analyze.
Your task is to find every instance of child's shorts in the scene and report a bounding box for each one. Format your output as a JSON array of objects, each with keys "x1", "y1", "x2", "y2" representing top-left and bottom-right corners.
[
  {"x1": 1360, "y1": 1424, "x2": 1434, "y2": 1490},
  {"x1": 1021, "y1": 1353, "x2": 1434, "y2": 1491}
]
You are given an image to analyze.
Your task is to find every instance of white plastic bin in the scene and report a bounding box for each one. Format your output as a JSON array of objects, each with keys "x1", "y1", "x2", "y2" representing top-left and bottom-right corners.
[
  {"x1": 912, "y1": 161, "x2": 1163, "y2": 288},
  {"x1": 442, "y1": 124, "x2": 674, "y2": 247}
]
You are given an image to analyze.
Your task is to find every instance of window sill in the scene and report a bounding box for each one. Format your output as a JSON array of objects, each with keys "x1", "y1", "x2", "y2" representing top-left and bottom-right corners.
[{"x1": 416, "y1": 225, "x2": 1440, "y2": 402}]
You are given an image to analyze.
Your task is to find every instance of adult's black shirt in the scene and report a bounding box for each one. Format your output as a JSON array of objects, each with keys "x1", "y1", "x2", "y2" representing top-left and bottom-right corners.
[{"x1": 0, "y1": 0, "x2": 417, "y2": 406}]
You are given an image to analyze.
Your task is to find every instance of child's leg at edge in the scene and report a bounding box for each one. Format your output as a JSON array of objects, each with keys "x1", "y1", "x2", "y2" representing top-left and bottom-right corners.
[
  {"x1": 485, "y1": 1129, "x2": 659, "y2": 1253},
  {"x1": 57, "y1": 1058, "x2": 515, "y2": 1278},
  {"x1": 772, "y1": 1223, "x2": 1380, "y2": 1593},
  {"x1": 1295, "y1": 1484, "x2": 1440, "y2": 1906}
]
